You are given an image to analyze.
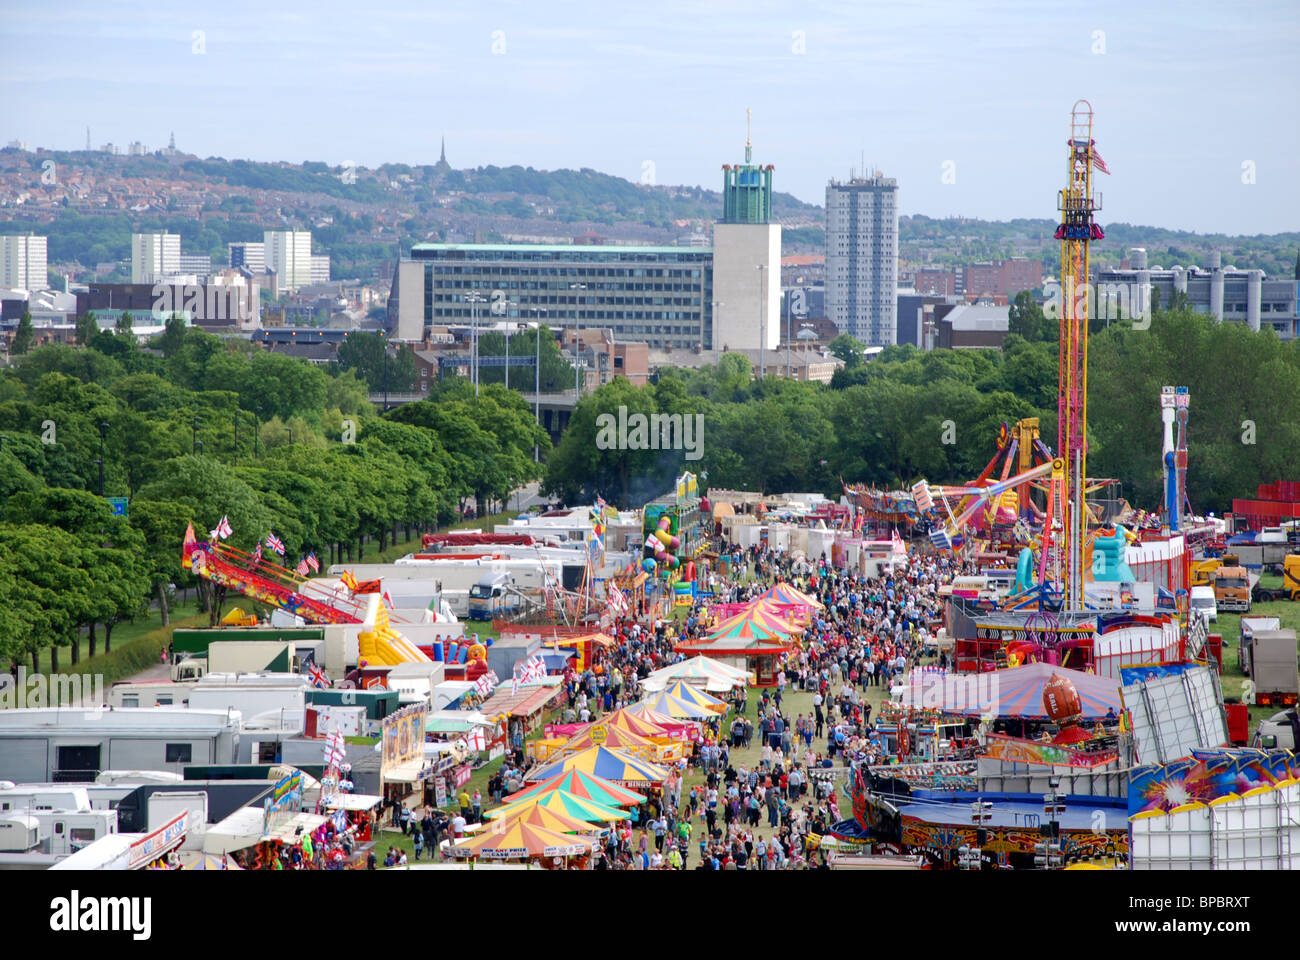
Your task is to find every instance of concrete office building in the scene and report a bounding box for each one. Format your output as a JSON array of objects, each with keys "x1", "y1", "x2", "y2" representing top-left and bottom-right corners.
[
  {"x1": 1096, "y1": 248, "x2": 1298, "y2": 340},
  {"x1": 228, "y1": 241, "x2": 266, "y2": 274},
  {"x1": 131, "y1": 232, "x2": 181, "y2": 283},
  {"x1": 826, "y1": 173, "x2": 899, "y2": 346},
  {"x1": 311, "y1": 254, "x2": 331, "y2": 284},
  {"x1": 264, "y1": 230, "x2": 313, "y2": 293},
  {"x1": 178, "y1": 253, "x2": 211, "y2": 278},
  {"x1": 389, "y1": 244, "x2": 713, "y2": 351},
  {"x1": 0, "y1": 234, "x2": 47, "y2": 291},
  {"x1": 712, "y1": 133, "x2": 781, "y2": 358}
]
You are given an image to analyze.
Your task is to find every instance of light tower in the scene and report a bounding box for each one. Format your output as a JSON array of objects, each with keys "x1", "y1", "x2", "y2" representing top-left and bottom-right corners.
[{"x1": 1051, "y1": 101, "x2": 1107, "y2": 610}]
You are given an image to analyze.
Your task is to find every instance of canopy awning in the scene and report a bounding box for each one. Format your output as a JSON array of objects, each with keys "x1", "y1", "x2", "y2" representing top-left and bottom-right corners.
[{"x1": 321, "y1": 793, "x2": 384, "y2": 812}]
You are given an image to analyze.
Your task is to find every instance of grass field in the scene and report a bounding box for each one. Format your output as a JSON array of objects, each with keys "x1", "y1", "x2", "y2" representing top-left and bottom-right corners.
[{"x1": 1202, "y1": 572, "x2": 1300, "y2": 728}]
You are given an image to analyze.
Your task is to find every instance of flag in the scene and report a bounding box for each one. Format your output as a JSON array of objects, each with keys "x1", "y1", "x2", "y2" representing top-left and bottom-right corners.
[
  {"x1": 266, "y1": 533, "x2": 286, "y2": 556},
  {"x1": 253, "y1": 543, "x2": 263, "y2": 562},
  {"x1": 217, "y1": 515, "x2": 232, "y2": 539},
  {"x1": 296, "y1": 558, "x2": 310, "y2": 576},
  {"x1": 306, "y1": 552, "x2": 320, "y2": 573},
  {"x1": 341, "y1": 570, "x2": 359, "y2": 592},
  {"x1": 307, "y1": 661, "x2": 330, "y2": 689},
  {"x1": 383, "y1": 590, "x2": 394, "y2": 608},
  {"x1": 1091, "y1": 143, "x2": 1110, "y2": 175}
]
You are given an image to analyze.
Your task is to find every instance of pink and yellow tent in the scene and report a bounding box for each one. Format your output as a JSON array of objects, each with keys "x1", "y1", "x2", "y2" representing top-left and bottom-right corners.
[
  {"x1": 503, "y1": 768, "x2": 646, "y2": 807},
  {"x1": 448, "y1": 816, "x2": 595, "y2": 860},
  {"x1": 486, "y1": 788, "x2": 632, "y2": 824},
  {"x1": 524, "y1": 745, "x2": 669, "y2": 787},
  {"x1": 758, "y1": 582, "x2": 824, "y2": 610}
]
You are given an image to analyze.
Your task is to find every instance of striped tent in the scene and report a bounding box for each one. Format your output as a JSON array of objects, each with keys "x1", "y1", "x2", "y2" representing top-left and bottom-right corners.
[
  {"x1": 524, "y1": 745, "x2": 669, "y2": 787},
  {"x1": 758, "y1": 582, "x2": 825, "y2": 610},
  {"x1": 487, "y1": 788, "x2": 632, "y2": 823},
  {"x1": 702, "y1": 600, "x2": 802, "y2": 643},
  {"x1": 482, "y1": 796, "x2": 617, "y2": 831},
  {"x1": 662, "y1": 680, "x2": 728, "y2": 715},
  {"x1": 638, "y1": 688, "x2": 720, "y2": 721},
  {"x1": 554, "y1": 720, "x2": 677, "y2": 762},
  {"x1": 448, "y1": 816, "x2": 595, "y2": 860},
  {"x1": 503, "y1": 768, "x2": 647, "y2": 807},
  {"x1": 641, "y1": 655, "x2": 753, "y2": 692}
]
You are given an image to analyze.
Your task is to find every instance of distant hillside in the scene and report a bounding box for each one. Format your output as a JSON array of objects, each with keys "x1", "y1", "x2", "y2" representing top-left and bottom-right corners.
[{"x1": 2, "y1": 149, "x2": 1295, "y2": 282}]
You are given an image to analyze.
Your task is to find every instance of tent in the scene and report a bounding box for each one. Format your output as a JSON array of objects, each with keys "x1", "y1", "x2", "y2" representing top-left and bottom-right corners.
[
  {"x1": 488, "y1": 806, "x2": 608, "y2": 832},
  {"x1": 758, "y1": 582, "x2": 824, "y2": 611},
  {"x1": 638, "y1": 688, "x2": 719, "y2": 721},
  {"x1": 619, "y1": 702, "x2": 701, "y2": 741},
  {"x1": 524, "y1": 745, "x2": 670, "y2": 787},
  {"x1": 553, "y1": 721, "x2": 677, "y2": 762},
  {"x1": 702, "y1": 601, "x2": 802, "y2": 643},
  {"x1": 641, "y1": 656, "x2": 753, "y2": 693},
  {"x1": 661, "y1": 680, "x2": 728, "y2": 715},
  {"x1": 896, "y1": 662, "x2": 1122, "y2": 720},
  {"x1": 447, "y1": 817, "x2": 595, "y2": 860},
  {"x1": 487, "y1": 788, "x2": 632, "y2": 823},
  {"x1": 503, "y1": 768, "x2": 647, "y2": 807}
]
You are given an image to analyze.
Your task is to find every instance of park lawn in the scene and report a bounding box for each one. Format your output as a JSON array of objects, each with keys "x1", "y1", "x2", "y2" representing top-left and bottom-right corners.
[
  {"x1": 28, "y1": 597, "x2": 210, "y2": 682},
  {"x1": 1206, "y1": 588, "x2": 1300, "y2": 729}
]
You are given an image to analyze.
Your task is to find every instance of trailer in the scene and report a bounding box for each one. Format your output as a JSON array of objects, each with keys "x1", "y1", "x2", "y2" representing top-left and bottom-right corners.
[{"x1": 1245, "y1": 629, "x2": 1299, "y2": 708}]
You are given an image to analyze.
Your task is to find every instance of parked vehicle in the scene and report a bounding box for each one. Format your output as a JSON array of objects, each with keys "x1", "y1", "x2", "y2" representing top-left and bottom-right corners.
[{"x1": 1189, "y1": 585, "x2": 1218, "y2": 623}]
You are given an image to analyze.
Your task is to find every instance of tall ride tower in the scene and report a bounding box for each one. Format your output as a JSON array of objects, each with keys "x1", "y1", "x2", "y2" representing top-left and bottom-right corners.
[{"x1": 1051, "y1": 101, "x2": 1106, "y2": 610}]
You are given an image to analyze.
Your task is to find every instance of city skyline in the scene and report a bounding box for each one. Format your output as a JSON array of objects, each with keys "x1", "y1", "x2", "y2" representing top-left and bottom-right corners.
[{"x1": 1, "y1": 1, "x2": 1298, "y2": 235}]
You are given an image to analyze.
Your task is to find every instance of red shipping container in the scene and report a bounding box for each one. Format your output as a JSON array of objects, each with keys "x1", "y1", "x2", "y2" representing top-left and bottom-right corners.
[{"x1": 1225, "y1": 702, "x2": 1249, "y2": 746}]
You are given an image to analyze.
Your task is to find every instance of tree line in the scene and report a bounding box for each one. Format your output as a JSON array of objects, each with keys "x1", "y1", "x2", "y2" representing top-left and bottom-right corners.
[
  {"x1": 543, "y1": 303, "x2": 1300, "y2": 517},
  {"x1": 0, "y1": 325, "x2": 548, "y2": 673}
]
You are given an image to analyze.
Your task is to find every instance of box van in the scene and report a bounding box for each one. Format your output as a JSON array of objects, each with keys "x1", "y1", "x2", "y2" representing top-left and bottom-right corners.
[{"x1": 1189, "y1": 585, "x2": 1217, "y2": 623}]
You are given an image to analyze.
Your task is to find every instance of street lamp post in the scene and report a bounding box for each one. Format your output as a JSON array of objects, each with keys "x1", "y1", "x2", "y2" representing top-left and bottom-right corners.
[
  {"x1": 466, "y1": 292, "x2": 486, "y2": 396},
  {"x1": 569, "y1": 283, "x2": 586, "y2": 399},
  {"x1": 530, "y1": 307, "x2": 548, "y2": 462}
]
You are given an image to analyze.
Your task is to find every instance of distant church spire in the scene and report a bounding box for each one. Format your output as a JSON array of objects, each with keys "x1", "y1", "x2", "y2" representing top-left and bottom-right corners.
[
  {"x1": 440, "y1": 136, "x2": 446, "y2": 165},
  {"x1": 86, "y1": 126, "x2": 91, "y2": 151}
]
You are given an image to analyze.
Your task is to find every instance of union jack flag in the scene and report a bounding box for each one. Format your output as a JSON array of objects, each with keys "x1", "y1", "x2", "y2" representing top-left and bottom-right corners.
[
  {"x1": 253, "y1": 543, "x2": 263, "y2": 562},
  {"x1": 307, "y1": 661, "x2": 331, "y2": 689},
  {"x1": 265, "y1": 533, "x2": 285, "y2": 555}
]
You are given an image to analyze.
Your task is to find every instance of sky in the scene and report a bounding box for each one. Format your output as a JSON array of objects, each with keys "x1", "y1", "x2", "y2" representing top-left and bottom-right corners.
[{"x1": 2, "y1": 0, "x2": 1298, "y2": 234}]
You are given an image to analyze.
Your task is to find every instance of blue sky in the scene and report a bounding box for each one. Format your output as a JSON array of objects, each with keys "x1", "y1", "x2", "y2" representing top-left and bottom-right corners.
[{"x1": 2, "y1": 0, "x2": 1297, "y2": 234}]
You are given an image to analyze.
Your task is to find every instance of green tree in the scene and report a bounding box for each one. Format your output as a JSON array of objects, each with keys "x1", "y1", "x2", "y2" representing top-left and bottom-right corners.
[
  {"x1": 1008, "y1": 290, "x2": 1049, "y2": 342},
  {"x1": 116, "y1": 310, "x2": 134, "y2": 335},
  {"x1": 12, "y1": 310, "x2": 34, "y2": 355},
  {"x1": 336, "y1": 333, "x2": 417, "y2": 392},
  {"x1": 828, "y1": 333, "x2": 866, "y2": 368},
  {"x1": 75, "y1": 311, "x2": 98, "y2": 346}
]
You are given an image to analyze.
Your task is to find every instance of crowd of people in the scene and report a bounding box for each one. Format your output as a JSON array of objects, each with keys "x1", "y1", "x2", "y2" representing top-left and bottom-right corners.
[{"x1": 366, "y1": 538, "x2": 973, "y2": 869}]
